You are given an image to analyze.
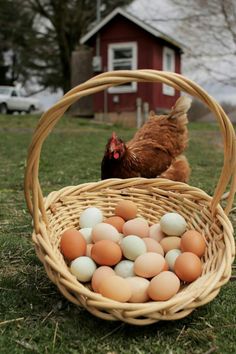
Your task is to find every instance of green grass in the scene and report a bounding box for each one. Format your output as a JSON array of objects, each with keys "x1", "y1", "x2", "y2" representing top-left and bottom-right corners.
[{"x1": 0, "y1": 113, "x2": 235, "y2": 354}]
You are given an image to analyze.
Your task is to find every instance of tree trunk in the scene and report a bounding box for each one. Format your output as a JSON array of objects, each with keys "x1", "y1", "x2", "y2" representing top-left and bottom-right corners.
[
  {"x1": 70, "y1": 47, "x2": 93, "y2": 116},
  {"x1": 61, "y1": 58, "x2": 71, "y2": 94}
]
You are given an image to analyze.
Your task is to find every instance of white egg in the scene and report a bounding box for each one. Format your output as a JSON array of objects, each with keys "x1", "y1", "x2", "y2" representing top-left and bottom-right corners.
[
  {"x1": 79, "y1": 207, "x2": 103, "y2": 228},
  {"x1": 70, "y1": 256, "x2": 97, "y2": 282},
  {"x1": 120, "y1": 235, "x2": 147, "y2": 261},
  {"x1": 165, "y1": 249, "x2": 182, "y2": 270},
  {"x1": 160, "y1": 212, "x2": 187, "y2": 236},
  {"x1": 79, "y1": 227, "x2": 93, "y2": 244},
  {"x1": 114, "y1": 260, "x2": 135, "y2": 278}
]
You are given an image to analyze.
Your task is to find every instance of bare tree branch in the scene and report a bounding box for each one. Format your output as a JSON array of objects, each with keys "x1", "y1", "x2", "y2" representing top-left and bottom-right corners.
[
  {"x1": 26, "y1": 0, "x2": 56, "y2": 28},
  {"x1": 221, "y1": 0, "x2": 236, "y2": 47}
]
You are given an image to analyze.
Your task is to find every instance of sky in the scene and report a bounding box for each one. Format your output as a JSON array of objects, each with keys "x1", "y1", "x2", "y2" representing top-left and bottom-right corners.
[{"x1": 126, "y1": 0, "x2": 236, "y2": 101}]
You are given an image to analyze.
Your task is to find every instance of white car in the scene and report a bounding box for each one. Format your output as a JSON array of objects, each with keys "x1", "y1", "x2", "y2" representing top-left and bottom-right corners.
[{"x1": 0, "y1": 86, "x2": 40, "y2": 114}]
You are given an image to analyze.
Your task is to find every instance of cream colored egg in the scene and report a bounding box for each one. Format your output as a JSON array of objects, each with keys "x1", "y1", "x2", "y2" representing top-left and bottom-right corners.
[
  {"x1": 92, "y1": 223, "x2": 120, "y2": 243},
  {"x1": 134, "y1": 252, "x2": 165, "y2": 278},
  {"x1": 165, "y1": 249, "x2": 182, "y2": 270},
  {"x1": 160, "y1": 236, "x2": 181, "y2": 253},
  {"x1": 123, "y1": 218, "x2": 149, "y2": 238},
  {"x1": 148, "y1": 271, "x2": 180, "y2": 301},
  {"x1": 86, "y1": 244, "x2": 93, "y2": 258},
  {"x1": 115, "y1": 200, "x2": 138, "y2": 220},
  {"x1": 120, "y1": 235, "x2": 147, "y2": 261},
  {"x1": 118, "y1": 233, "x2": 124, "y2": 243},
  {"x1": 91, "y1": 266, "x2": 115, "y2": 292},
  {"x1": 98, "y1": 275, "x2": 132, "y2": 302},
  {"x1": 143, "y1": 238, "x2": 164, "y2": 256},
  {"x1": 149, "y1": 223, "x2": 165, "y2": 242},
  {"x1": 79, "y1": 207, "x2": 103, "y2": 228},
  {"x1": 70, "y1": 256, "x2": 97, "y2": 282},
  {"x1": 160, "y1": 213, "x2": 187, "y2": 236},
  {"x1": 79, "y1": 227, "x2": 92, "y2": 244},
  {"x1": 91, "y1": 240, "x2": 122, "y2": 266},
  {"x1": 126, "y1": 277, "x2": 150, "y2": 303},
  {"x1": 180, "y1": 230, "x2": 206, "y2": 257},
  {"x1": 114, "y1": 260, "x2": 135, "y2": 278}
]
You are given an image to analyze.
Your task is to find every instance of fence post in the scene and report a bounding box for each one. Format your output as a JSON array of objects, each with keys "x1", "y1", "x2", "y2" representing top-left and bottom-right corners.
[
  {"x1": 136, "y1": 97, "x2": 142, "y2": 128},
  {"x1": 143, "y1": 102, "x2": 149, "y2": 122}
]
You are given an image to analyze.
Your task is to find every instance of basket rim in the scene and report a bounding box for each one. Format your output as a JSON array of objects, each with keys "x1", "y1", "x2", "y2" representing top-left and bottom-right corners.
[
  {"x1": 42, "y1": 176, "x2": 235, "y2": 248},
  {"x1": 42, "y1": 177, "x2": 234, "y2": 220}
]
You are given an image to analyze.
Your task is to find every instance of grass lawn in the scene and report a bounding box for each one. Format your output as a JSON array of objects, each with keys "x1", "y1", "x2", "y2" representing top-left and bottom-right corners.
[{"x1": 0, "y1": 113, "x2": 235, "y2": 354}]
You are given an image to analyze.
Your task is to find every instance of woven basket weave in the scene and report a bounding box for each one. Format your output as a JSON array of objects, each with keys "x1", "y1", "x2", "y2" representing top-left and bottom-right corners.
[{"x1": 24, "y1": 70, "x2": 236, "y2": 325}]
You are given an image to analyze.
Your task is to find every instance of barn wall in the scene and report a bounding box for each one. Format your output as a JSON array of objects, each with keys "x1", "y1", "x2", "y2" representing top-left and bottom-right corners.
[
  {"x1": 87, "y1": 14, "x2": 182, "y2": 120},
  {"x1": 152, "y1": 40, "x2": 181, "y2": 112}
]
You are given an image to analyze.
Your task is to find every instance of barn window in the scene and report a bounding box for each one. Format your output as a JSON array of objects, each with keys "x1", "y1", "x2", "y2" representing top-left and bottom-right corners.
[
  {"x1": 162, "y1": 47, "x2": 175, "y2": 96},
  {"x1": 108, "y1": 42, "x2": 137, "y2": 93}
]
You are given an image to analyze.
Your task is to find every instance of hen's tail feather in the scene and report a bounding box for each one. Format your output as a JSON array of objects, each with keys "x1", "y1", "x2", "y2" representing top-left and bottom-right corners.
[
  {"x1": 160, "y1": 155, "x2": 191, "y2": 183},
  {"x1": 168, "y1": 96, "x2": 192, "y2": 121}
]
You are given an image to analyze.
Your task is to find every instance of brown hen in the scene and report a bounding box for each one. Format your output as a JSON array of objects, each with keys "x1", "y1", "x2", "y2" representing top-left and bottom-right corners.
[{"x1": 101, "y1": 96, "x2": 192, "y2": 183}]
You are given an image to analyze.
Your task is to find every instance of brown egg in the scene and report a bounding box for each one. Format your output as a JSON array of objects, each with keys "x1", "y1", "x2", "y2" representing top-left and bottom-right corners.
[
  {"x1": 104, "y1": 216, "x2": 125, "y2": 233},
  {"x1": 160, "y1": 236, "x2": 181, "y2": 254},
  {"x1": 123, "y1": 218, "x2": 149, "y2": 238},
  {"x1": 148, "y1": 271, "x2": 180, "y2": 301},
  {"x1": 134, "y1": 252, "x2": 165, "y2": 278},
  {"x1": 174, "y1": 252, "x2": 202, "y2": 282},
  {"x1": 91, "y1": 239, "x2": 122, "y2": 266},
  {"x1": 91, "y1": 266, "x2": 115, "y2": 292},
  {"x1": 143, "y1": 238, "x2": 164, "y2": 256},
  {"x1": 149, "y1": 223, "x2": 165, "y2": 242},
  {"x1": 126, "y1": 277, "x2": 150, "y2": 303},
  {"x1": 181, "y1": 230, "x2": 206, "y2": 257},
  {"x1": 98, "y1": 275, "x2": 132, "y2": 302},
  {"x1": 60, "y1": 229, "x2": 86, "y2": 261},
  {"x1": 115, "y1": 200, "x2": 138, "y2": 220}
]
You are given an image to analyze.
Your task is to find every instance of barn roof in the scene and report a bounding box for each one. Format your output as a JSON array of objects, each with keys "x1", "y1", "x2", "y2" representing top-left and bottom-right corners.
[{"x1": 80, "y1": 7, "x2": 184, "y2": 49}]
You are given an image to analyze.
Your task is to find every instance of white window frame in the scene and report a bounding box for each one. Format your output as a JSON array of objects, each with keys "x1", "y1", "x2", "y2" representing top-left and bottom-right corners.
[
  {"x1": 162, "y1": 47, "x2": 175, "y2": 96},
  {"x1": 108, "y1": 42, "x2": 137, "y2": 93}
]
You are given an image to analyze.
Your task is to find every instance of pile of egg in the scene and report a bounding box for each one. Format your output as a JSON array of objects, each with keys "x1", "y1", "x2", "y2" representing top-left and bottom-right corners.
[{"x1": 60, "y1": 200, "x2": 206, "y2": 303}]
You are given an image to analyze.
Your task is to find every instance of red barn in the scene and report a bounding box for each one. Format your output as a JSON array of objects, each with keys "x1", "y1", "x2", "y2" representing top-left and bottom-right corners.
[{"x1": 80, "y1": 7, "x2": 184, "y2": 126}]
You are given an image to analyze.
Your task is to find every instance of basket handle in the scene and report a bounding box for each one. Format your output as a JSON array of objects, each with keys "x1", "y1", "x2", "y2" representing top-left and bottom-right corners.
[{"x1": 24, "y1": 70, "x2": 236, "y2": 232}]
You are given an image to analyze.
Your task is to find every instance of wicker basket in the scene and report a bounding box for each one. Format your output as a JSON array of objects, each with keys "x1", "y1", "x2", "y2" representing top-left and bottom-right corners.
[{"x1": 24, "y1": 70, "x2": 236, "y2": 325}]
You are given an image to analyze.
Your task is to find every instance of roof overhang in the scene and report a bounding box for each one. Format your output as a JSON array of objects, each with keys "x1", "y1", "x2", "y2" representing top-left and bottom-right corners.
[{"x1": 80, "y1": 7, "x2": 185, "y2": 49}]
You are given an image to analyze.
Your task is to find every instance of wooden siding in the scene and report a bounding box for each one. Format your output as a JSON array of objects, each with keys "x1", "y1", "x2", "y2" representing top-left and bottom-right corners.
[{"x1": 87, "y1": 14, "x2": 181, "y2": 115}]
